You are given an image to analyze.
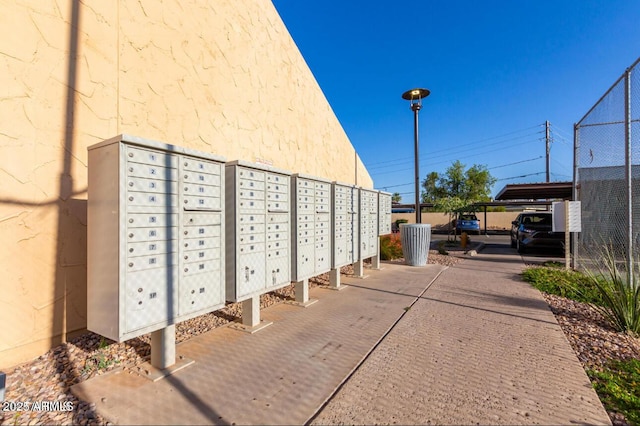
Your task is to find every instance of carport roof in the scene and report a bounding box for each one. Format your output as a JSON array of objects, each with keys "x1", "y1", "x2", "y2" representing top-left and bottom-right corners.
[{"x1": 494, "y1": 181, "x2": 573, "y2": 201}]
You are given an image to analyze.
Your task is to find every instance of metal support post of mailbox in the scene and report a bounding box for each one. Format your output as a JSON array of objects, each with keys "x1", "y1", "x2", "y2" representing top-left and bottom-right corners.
[
  {"x1": 352, "y1": 258, "x2": 367, "y2": 279},
  {"x1": 232, "y1": 296, "x2": 272, "y2": 333},
  {"x1": 150, "y1": 325, "x2": 176, "y2": 370},
  {"x1": 371, "y1": 243, "x2": 381, "y2": 270},
  {"x1": 328, "y1": 268, "x2": 346, "y2": 290},
  {"x1": 291, "y1": 279, "x2": 318, "y2": 307},
  {"x1": 243, "y1": 296, "x2": 260, "y2": 327}
]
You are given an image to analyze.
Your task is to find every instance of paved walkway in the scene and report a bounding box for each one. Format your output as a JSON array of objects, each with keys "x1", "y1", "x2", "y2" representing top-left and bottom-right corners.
[{"x1": 72, "y1": 244, "x2": 611, "y2": 425}]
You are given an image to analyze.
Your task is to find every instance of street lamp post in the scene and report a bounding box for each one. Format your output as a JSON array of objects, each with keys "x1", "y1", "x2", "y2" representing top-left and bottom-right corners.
[{"x1": 402, "y1": 88, "x2": 430, "y2": 223}]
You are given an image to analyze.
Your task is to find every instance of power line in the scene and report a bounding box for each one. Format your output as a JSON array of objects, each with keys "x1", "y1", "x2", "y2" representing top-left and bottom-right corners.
[
  {"x1": 366, "y1": 124, "x2": 545, "y2": 168},
  {"x1": 495, "y1": 172, "x2": 545, "y2": 182},
  {"x1": 370, "y1": 138, "x2": 537, "y2": 177},
  {"x1": 488, "y1": 156, "x2": 544, "y2": 170},
  {"x1": 367, "y1": 130, "x2": 544, "y2": 171}
]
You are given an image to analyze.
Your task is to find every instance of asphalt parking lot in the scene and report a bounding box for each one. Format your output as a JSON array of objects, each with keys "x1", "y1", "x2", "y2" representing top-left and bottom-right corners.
[{"x1": 431, "y1": 233, "x2": 566, "y2": 266}]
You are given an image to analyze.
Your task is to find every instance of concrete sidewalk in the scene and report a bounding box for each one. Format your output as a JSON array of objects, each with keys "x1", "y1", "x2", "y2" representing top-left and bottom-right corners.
[
  {"x1": 72, "y1": 245, "x2": 611, "y2": 425},
  {"x1": 311, "y1": 245, "x2": 611, "y2": 425}
]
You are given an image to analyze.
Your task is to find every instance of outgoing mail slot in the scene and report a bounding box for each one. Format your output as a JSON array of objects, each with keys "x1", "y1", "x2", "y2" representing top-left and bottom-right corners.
[{"x1": 183, "y1": 213, "x2": 222, "y2": 226}]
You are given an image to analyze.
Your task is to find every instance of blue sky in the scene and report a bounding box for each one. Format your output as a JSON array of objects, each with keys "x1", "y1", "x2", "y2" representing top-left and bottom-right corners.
[{"x1": 271, "y1": 1, "x2": 640, "y2": 200}]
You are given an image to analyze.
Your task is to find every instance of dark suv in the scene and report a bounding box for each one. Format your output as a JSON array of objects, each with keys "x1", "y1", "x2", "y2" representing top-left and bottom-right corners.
[{"x1": 510, "y1": 212, "x2": 564, "y2": 254}]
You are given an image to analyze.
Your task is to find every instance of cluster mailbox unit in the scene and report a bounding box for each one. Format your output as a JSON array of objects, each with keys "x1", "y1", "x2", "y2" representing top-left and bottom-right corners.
[
  {"x1": 329, "y1": 182, "x2": 360, "y2": 288},
  {"x1": 225, "y1": 160, "x2": 292, "y2": 330},
  {"x1": 290, "y1": 174, "x2": 332, "y2": 304},
  {"x1": 87, "y1": 136, "x2": 393, "y2": 369},
  {"x1": 87, "y1": 135, "x2": 225, "y2": 368},
  {"x1": 378, "y1": 191, "x2": 392, "y2": 236}
]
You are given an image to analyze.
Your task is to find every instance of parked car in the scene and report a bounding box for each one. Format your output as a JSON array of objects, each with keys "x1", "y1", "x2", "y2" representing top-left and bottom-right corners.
[
  {"x1": 510, "y1": 212, "x2": 564, "y2": 254},
  {"x1": 455, "y1": 214, "x2": 480, "y2": 235}
]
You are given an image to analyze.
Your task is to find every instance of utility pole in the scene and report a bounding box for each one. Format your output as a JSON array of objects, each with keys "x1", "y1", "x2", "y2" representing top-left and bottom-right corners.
[{"x1": 545, "y1": 120, "x2": 551, "y2": 182}]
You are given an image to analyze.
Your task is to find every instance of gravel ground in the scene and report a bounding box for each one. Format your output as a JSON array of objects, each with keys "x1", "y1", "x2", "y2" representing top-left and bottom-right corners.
[{"x1": 1, "y1": 247, "x2": 638, "y2": 426}]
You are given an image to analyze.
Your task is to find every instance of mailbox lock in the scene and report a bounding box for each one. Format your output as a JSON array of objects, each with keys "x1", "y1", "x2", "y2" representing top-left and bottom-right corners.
[
  {"x1": 129, "y1": 196, "x2": 134, "y2": 202},
  {"x1": 128, "y1": 262, "x2": 133, "y2": 268},
  {"x1": 184, "y1": 255, "x2": 189, "y2": 260},
  {"x1": 184, "y1": 267, "x2": 189, "y2": 272},
  {"x1": 129, "y1": 233, "x2": 134, "y2": 238},
  {"x1": 138, "y1": 288, "x2": 143, "y2": 293},
  {"x1": 128, "y1": 152, "x2": 133, "y2": 157}
]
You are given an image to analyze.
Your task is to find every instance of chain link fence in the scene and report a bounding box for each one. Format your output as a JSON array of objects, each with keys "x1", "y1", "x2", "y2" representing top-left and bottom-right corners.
[{"x1": 574, "y1": 57, "x2": 640, "y2": 273}]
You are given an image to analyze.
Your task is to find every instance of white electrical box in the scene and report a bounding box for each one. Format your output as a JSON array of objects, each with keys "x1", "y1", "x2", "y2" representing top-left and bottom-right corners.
[
  {"x1": 225, "y1": 161, "x2": 292, "y2": 302},
  {"x1": 359, "y1": 188, "x2": 379, "y2": 259},
  {"x1": 87, "y1": 135, "x2": 226, "y2": 342},
  {"x1": 291, "y1": 174, "x2": 332, "y2": 281},
  {"x1": 332, "y1": 182, "x2": 360, "y2": 268},
  {"x1": 378, "y1": 191, "x2": 392, "y2": 235}
]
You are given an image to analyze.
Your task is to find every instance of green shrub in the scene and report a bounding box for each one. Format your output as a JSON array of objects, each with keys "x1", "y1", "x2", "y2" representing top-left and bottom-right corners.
[
  {"x1": 380, "y1": 234, "x2": 403, "y2": 260},
  {"x1": 583, "y1": 246, "x2": 640, "y2": 335},
  {"x1": 522, "y1": 266, "x2": 603, "y2": 305},
  {"x1": 588, "y1": 359, "x2": 640, "y2": 425}
]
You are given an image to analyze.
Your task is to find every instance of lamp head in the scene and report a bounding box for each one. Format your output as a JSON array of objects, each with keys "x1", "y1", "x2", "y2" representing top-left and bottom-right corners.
[{"x1": 402, "y1": 88, "x2": 430, "y2": 111}]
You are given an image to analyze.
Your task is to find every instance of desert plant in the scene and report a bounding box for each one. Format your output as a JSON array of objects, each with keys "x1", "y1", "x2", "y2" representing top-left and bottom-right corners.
[
  {"x1": 583, "y1": 245, "x2": 640, "y2": 334},
  {"x1": 380, "y1": 234, "x2": 403, "y2": 260},
  {"x1": 588, "y1": 359, "x2": 640, "y2": 424},
  {"x1": 522, "y1": 266, "x2": 603, "y2": 305},
  {"x1": 437, "y1": 240, "x2": 449, "y2": 255}
]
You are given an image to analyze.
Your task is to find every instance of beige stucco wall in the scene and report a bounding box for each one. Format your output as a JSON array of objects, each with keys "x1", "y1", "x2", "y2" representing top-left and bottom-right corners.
[
  {"x1": 392, "y1": 212, "x2": 522, "y2": 231},
  {"x1": 0, "y1": 0, "x2": 372, "y2": 369}
]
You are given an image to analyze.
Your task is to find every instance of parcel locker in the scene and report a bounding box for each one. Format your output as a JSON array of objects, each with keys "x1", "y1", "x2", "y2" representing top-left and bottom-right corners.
[
  {"x1": 87, "y1": 135, "x2": 226, "y2": 342},
  {"x1": 225, "y1": 161, "x2": 292, "y2": 302},
  {"x1": 331, "y1": 182, "x2": 360, "y2": 268},
  {"x1": 291, "y1": 174, "x2": 332, "y2": 281},
  {"x1": 359, "y1": 188, "x2": 379, "y2": 259},
  {"x1": 378, "y1": 191, "x2": 392, "y2": 235}
]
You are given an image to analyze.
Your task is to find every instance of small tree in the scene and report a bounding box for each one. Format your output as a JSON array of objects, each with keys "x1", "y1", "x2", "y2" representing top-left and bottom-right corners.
[
  {"x1": 392, "y1": 192, "x2": 402, "y2": 203},
  {"x1": 435, "y1": 196, "x2": 465, "y2": 241},
  {"x1": 422, "y1": 161, "x2": 496, "y2": 240}
]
